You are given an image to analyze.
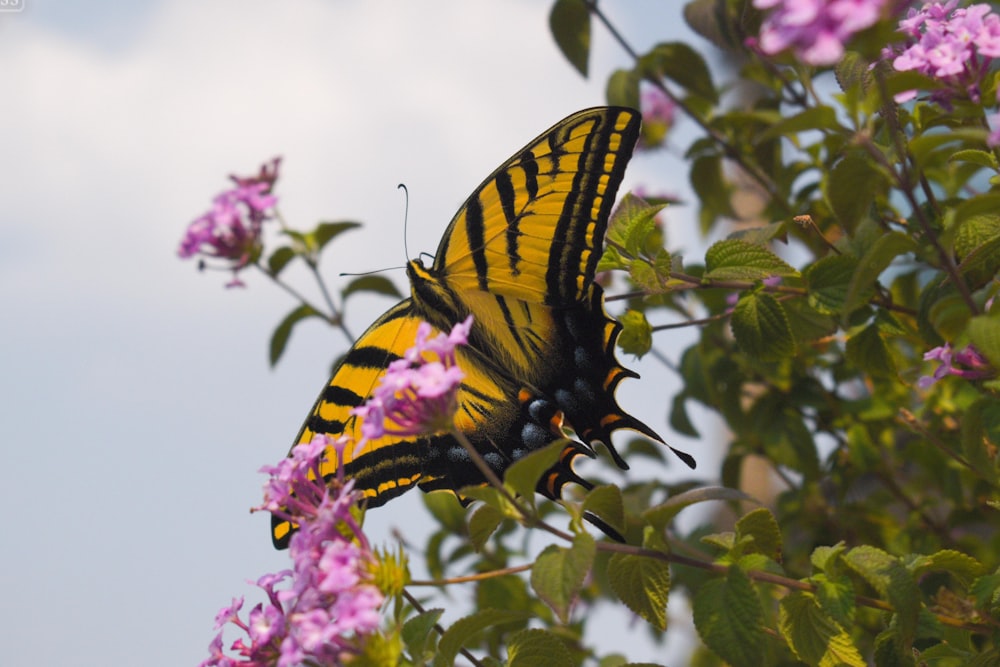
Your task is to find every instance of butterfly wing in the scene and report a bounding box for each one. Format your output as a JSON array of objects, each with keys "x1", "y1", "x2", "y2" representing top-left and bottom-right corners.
[{"x1": 273, "y1": 107, "x2": 691, "y2": 549}]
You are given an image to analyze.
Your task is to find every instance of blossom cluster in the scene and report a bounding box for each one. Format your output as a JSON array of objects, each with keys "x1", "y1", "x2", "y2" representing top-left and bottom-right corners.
[
  {"x1": 637, "y1": 87, "x2": 676, "y2": 150},
  {"x1": 918, "y1": 342, "x2": 994, "y2": 387},
  {"x1": 201, "y1": 435, "x2": 383, "y2": 667},
  {"x1": 351, "y1": 316, "x2": 473, "y2": 443},
  {"x1": 178, "y1": 158, "x2": 281, "y2": 288},
  {"x1": 890, "y1": 1, "x2": 1000, "y2": 103},
  {"x1": 752, "y1": 0, "x2": 890, "y2": 66}
]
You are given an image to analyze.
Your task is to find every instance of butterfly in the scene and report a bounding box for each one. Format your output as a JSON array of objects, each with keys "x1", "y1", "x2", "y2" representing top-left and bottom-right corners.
[{"x1": 272, "y1": 107, "x2": 694, "y2": 548}]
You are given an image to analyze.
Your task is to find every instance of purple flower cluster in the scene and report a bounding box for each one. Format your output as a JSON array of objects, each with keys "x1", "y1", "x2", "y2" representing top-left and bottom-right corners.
[
  {"x1": 201, "y1": 435, "x2": 383, "y2": 667},
  {"x1": 351, "y1": 316, "x2": 472, "y2": 443},
  {"x1": 890, "y1": 1, "x2": 1000, "y2": 103},
  {"x1": 637, "y1": 87, "x2": 676, "y2": 150},
  {"x1": 752, "y1": 0, "x2": 889, "y2": 66},
  {"x1": 918, "y1": 342, "x2": 993, "y2": 387},
  {"x1": 178, "y1": 158, "x2": 281, "y2": 288}
]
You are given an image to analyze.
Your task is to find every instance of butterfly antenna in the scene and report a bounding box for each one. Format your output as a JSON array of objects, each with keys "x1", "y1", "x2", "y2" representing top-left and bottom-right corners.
[{"x1": 398, "y1": 183, "x2": 410, "y2": 261}]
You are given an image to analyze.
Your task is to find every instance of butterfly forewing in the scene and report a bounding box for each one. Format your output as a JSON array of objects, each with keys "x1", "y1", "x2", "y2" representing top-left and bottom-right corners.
[{"x1": 435, "y1": 108, "x2": 641, "y2": 306}]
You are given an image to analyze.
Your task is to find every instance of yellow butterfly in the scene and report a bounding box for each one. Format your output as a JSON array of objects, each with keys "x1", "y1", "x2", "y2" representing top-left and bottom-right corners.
[{"x1": 272, "y1": 107, "x2": 693, "y2": 547}]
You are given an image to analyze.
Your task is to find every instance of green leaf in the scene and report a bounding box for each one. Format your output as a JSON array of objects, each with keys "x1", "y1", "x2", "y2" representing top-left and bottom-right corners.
[
  {"x1": 608, "y1": 552, "x2": 671, "y2": 631},
  {"x1": 963, "y1": 398, "x2": 1000, "y2": 484},
  {"x1": 503, "y1": 440, "x2": 565, "y2": 502},
  {"x1": 949, "y1": 148, "x2": 999, "y2": 169},
  {"x1": 692, "y1": 566, "x2": 764, "y2": 667},
  {"x1": 433, "y1": 609, "x2": 530, "y2": 667},
  {"x1": 824, "y1": 152, "x2": 885, "y2": 233},
  {"x1": 530, "y1": 533, "x2": 596, "y2": 624},
  {"x1": 704, "y1": 238, "x2": 798, "y2": 281},
  {"x1": 735, "y1": 508, "x2": 782, "y2": 561},
  {"x1": 758, "y1": 106, "x2": 839, "y2": 142},
  {"x1": 607, "y1": 192, "x2": 667, "y2": 255},
  {"x1": 269, "y1": 304, "x2": 321, "y2": 367},
  {"x1": 805, "y1": 254, "x2": 859, "y2": 315},
  {"x1": 969, "y1": 312, "x2": 1000, "y2": 369},
  {"x1": 690, "y1": 155, "x2": 734, "y2": 227},
  {"x1": 954, "y1": 213, "x2": 1000, "y2": 288},
  {"x1": 845, "y1": 323, "x2": 896, "y2": 378},
  {"x1": 844, "y1": 231, "x2": 916, "y2": 313},
  {"x1": 468, "y1": 504, "x2": 504, "y2": 552},
  {"x1": 778, "y1": 592, "x2": 866, "y2": 667},
  {"x1": 812, "y1": 573, "x2": 856, "y2": 628},
  {"x1": 843, "y1": 546, "x2": 921, "y2": 651},
  {"x1": 313, "y1": 221, "x2": 361, "y2": 252},
  {"x1": 401, "y1": 608, "x2": 444, "y2": 661},
  {"x1": 267, "y1": 246, "x2": 296, "y2": 276},
  {"x1": 727, "y1": 221, "x2": 789, "y2": 246},
  {"x1": 582, "y1": 485, "x2": 625, "y2": 537},
  {"x1": 605, "y1": 68, "x2": 640, "y2": 109},
  {"x1": 548, "y1": 0, "x2": 590, "y2": 77},
  {"x1": 731, "y1": 292, "x2": 795, "y2": 362},
  {"x1": 506, "y1": 629, "x2": 574, "y2": 667},
  {"x1": 342, "y1": 275, "x2": 403, "y2": 300},
  {"x1": 906, "y1": 550, "x2": 985, "y2": 583},
  {"x1": 618, "y1": 309, "x2": 653, "y2": 357},
  {"x1": 643, "y1": 486, "x2": 755, "y2": 533},
  {"x1": 639, "y1": 42, "x2": 717, "y2": 102},
  {"x1": 604, "y1": 69, "x2": 639, "y2": 109}
]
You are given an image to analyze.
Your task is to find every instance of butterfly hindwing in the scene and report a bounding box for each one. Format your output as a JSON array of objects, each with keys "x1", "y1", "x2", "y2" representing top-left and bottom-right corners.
[{"x1": 273, "y1": 107, "x2": 688, "y2": 549}]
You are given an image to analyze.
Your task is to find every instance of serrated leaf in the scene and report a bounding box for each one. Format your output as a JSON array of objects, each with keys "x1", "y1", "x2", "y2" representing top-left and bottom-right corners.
[
  {"x1": 727, "y1": 221, "x2": 789, "y2": 245},
  {"x1": 844, "y1": 231, "x2": 916, "y2": 313},
  {"x1": 805, "y1": 254, "x2": 859, "y2": 315},
  {"x1": 735, "y1": 507, "x2": 782, "y2": 561},
  {"x1": 433, "y1": 609, "x2": 530, "y2": 667},
  {"x1": 503, "y1": 440, "x2": 565, "y2": 502},
  {"x1": 582, "y1": 485, "x2": 625, "y2": 537},
  {"x1": 969, "y1": 313, "x2": 1000, "y2": 369},
  {"x1": 639, "y1": 41, "x2": 717, "y2": 102},
  {"x1": 342, "y1": 275, "x2": 403, "y2": 300},
  {"x1": 401, "y1": 608, "x2": 444, "y2": 661},
  {"x1": 731, "y1": 292, "x2": 795, "y2": 362},
  {"x1": 825, "y1": 152, "x2": 885, "y2": 232},
  {"x1": 949, "y1": 148, "x2": 999, "y2": 169},
  {"x1": 267, "y1": 246, "x2": 296, "y2": 276},
  {"x1": 811, "y1": 543, "x2": 848, "y2": 572},
  {"x1": 779, "y1": 592, "x2": 866, "y2": 667},
  {"x1": 507, "y1": 628, "x2": 574, "y2": 667},
  {"x1": 759, "y1": 106, "x2": 839, "y2": 142},
  {"x1": 468, "y1": 504, "x2": 504, "y2": 552},
  {"x1": 618, "y1": 309, "x2": 653, "y2": 357},
  {"x1": 313, "y1": 220, "x2": 361, "y2": 251},
  {"x1": 846, "y1": 323, "x2": 897, "y2": 378},
  {"x1": 269, "y1": 304, "x2": 321, "y2": 367},
  {"x1": 704, "y1": 238, "x2": 798, "y2": 281},
  {"x1": 692, "y1": 566, "x2": 764, "y2": 667},
  {"x1": 812, "y1": 573, "x2": 856, "y2": 628},
  {"x1": 906, "y1": 550, "x2": 985, "y2": 583},
  {"x1": 643, "y1": 486, "x2": 755, "y2": 533},
  {"x1": 607, "y1": 192, "x2": 667, "y2": 254},
  {"x1": 530, "y1": 533, "x2": 596, "y2": 623},
  {"x1": 843, "y1": 546, "x2": 920, "y2": 651},
  {"x1": 549, "y1": 0, "x2": 590, "y2": 77},
  {"x1": 597, "y1": 244, "x2": 627, "y2": 272},
  {"x1": 608, "y1": 552, "x2": 671, "y2": 630}
]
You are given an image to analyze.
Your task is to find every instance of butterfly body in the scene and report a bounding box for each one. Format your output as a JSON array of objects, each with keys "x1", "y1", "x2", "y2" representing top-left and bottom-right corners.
[{"x1": 273, "y1": 108, "x2": 684, "y2": 548}]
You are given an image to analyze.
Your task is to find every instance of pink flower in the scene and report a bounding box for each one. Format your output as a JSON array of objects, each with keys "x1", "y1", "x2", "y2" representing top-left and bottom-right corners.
[
  {"x1": 351, "y1": 316, "x2": 472, "y2": 442},
  {"x1": 178, "y1": 158, "x2": 281, "y2": 287},
  {"x1": 889, "y1": 2, "x2": 1000, "y2": 104},
  {"x1": 201, "y1": 437, "x2": 384, "y2": 667},
  {"x1": 637, "y1": 87, "x2": 676, "y2": 150},
  {"x1": 917, "y1": 342, "x2": 994, "y2": 388},
  {"x1": 752, "y1": 0, "x2": 890, "y2": 66}
]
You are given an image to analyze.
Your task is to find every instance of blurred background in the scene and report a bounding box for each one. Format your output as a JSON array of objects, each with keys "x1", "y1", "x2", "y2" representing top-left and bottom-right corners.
[{"x1": 0, "y1": 1, "x2": 719, "y2": 664}]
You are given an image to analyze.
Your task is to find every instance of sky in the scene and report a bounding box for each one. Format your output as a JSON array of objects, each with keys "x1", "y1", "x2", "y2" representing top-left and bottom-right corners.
[{"x1": 0, "y1": 2, "x2": 720, "y2": 664}]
